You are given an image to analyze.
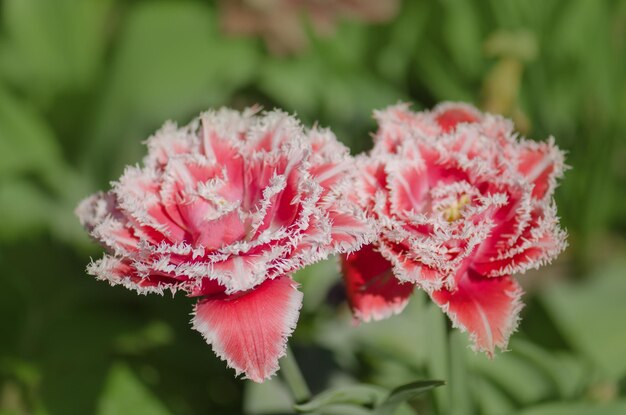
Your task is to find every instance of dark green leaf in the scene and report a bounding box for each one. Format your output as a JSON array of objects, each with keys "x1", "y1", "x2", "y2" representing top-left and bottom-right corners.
[
  {"x1": 0, "y1": 87, "x2": 64, "y2": 178},
  {"x1": 0, "y1": 179, "x2": 54, "y2": 240}
]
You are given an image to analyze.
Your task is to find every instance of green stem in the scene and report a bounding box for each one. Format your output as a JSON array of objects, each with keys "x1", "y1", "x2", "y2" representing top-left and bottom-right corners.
[
  {"x1": 448, "y1": 326, "x2": 473, "y2": 415},
  {"x1": 281, "y1": 344, "x2": 311, "y2": 404}
]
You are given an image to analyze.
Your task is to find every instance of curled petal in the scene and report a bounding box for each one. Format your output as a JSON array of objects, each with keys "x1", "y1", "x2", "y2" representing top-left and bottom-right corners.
[
  {"x1": 191, "y1": 276, "x2": 302, "y2": 382},
  {"x1": 474, "y1": 203, "x2": 567, "y2": 277},
  {"x1": 327, "y1": 208, "x2": 375, "y2": 252},
  {"x1": 431, "y1": 270, "x2": 523, "y2": 355},
  {"x1": 341, "y1": 245, "x2": 414, "y2": 322},
  {"x1": 516, "y1": 138, "x2": 566, "y2": 201},
  {"x1": 432, "y1": 102, "x2": 482, "y2": 132}
]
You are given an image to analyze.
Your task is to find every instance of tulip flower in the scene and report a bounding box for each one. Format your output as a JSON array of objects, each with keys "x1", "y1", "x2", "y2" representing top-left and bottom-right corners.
[
  {"x1": 77, "y1": 108, "x2": 373, "y2": 381},
  {"x1": 342, "y1": 103, "x2": 566, "y2": 354}
]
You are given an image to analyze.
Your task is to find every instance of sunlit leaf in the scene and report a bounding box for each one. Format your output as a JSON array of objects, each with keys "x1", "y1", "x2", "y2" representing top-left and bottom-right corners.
[
  {"x1": 541, "y1": 259, "x2": 626, "y2": 379},
  {"x1": 373, "y1": 380, "x2": 444, "y2": 415},
  {"x1": 449, "y1": 331, "x2": 474, "y2": 415},
  {"x1": 294, "y1": 384, "x2": 386, "y2": 413},
  {"x1": 97, "y1": 364, "x2": 171, "y2": 415},
  {"x1": 243, "y1": 376, "x2": 293, "y2": 415},
  {"x1": 467, "y1": 349, "x2": 554, "y2": 405}
]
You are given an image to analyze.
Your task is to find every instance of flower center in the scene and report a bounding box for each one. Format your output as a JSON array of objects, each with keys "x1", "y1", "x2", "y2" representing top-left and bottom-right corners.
[{"x1": 443, "y1": 194, "x2": 471, "y2": 222}]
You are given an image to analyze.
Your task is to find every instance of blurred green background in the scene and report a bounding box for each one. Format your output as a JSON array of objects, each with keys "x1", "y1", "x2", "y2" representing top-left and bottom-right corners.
[{"x1": 1, "y1": 0, "x2": 625, "y2": 414}]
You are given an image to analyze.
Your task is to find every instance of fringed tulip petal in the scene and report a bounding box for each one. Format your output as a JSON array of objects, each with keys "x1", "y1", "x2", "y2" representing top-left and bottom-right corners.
[
  {"x1": 192, "y1": 276, "x2": 303, "y2": 382},
  {"x1": 342, "y1": 245, "x2": 414, "y2": 322},
  {"x1": 431, "y1": 271, "x2": 524, "y2": 355}
]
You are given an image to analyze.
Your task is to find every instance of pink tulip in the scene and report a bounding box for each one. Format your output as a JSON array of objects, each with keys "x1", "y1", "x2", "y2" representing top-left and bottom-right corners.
[
  {"x1": 77, "y1": 108, "x2": 373, "y2": 381},
  {"x1": 342, "y1": 103, "x2": 567, "y2": 355}
]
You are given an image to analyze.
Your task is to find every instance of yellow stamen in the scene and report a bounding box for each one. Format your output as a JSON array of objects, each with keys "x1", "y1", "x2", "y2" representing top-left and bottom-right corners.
[{"x1": 444, "y1": 194, "x2": 471, "y2": 222}]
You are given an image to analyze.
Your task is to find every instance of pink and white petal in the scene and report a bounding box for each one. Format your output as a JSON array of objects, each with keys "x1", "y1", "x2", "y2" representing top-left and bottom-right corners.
[
  {"x1": 341, "y1": 245, "x2": 414, "y2": 323},
  {"x1": 144, "y1": 121, "x2": 195, "y2": 168},
  {"x1": 377, "y1": 241, "x2": 443, "y2": 290},
  {"x1": 87, "y1": 255, "x2": 181, "y2": 295},
  {"x1": 516, "y1": 138, "x2": 565, "y2": 201},
  {"x1": 473, "y1": 204, "x2": 567, "y2": 277},
  {"x1": 199, "y1": 109, "x2": 250, "y2": 160},
  {"x1": 192, "y1": 276, "x2": 303, "y2": 382},
  {"x1": 326, "y1": 208, "x2": 375, "y2": 253},
  {"x1": 430, "y1": 270, "x2": 524, "y2": 356},
  {"x1": 386, "y1": 161, "x2": 429, "y2": 215},
  {"x1": 193, "y1": 209, "x2": 247, "y2": 250},
  {"x1": 76, "y1": 192, "x2": 141, "y2": 253},
  {"x1": 309, "y1": 162, "x2": 349, "y2": 194},
  {"x1": 372, "y1": 103, "x2": 439, "y2": 153},
  {"x1": 307, "y1": 126, "x2": 350, "y2": 162},
  {"x1": 432, "y1": 102, "x2": 482, "y2": 133},
  {"x1": 113, "y1": 166, "x2": 187, "y2": 241},
  {"x1": 245, "y1": 110, "x2": 304, "y2": 153}
]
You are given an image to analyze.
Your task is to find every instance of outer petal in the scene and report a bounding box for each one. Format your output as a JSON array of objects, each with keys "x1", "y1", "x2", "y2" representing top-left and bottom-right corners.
[
  {"x1": 430, "y1": 270, "x2": 523, "y2": 356},
  {"x1": 191, "y1": 276, "x2": 302, "y2": 382},
  {"x1": 341, "y1": 244, "x2": 414, "y2": 322}
]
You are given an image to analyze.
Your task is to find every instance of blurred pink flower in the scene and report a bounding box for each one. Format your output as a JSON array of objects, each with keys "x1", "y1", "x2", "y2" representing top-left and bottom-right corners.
[
  {"x1": 218, "y1": 0, "x2": 399, "y2": 55},
  {"x1": 342, "y1": 103, "x2": 567, "y2": 355},
  {"x1": 77, "y1": 108, "x2": 373, "y2": 382}
]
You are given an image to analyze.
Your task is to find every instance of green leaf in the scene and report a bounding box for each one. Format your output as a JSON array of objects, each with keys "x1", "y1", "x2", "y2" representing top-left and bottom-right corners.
[
  {"x1": 0, "y1": 179, "x2": 54, "y2": 240},
  {"x1": 449, "y1": 331, "x2": 474, "y2": 415},
  {"x1": 112, "y1": 2, "x2": 258, "y2": 118},
  {"x1": 243, "y1": 376, "x2": 293, "y2": 415},
  {"x1": 425, "y1": 301, "x2": 450, "y2": 414},
  {"x1": 471, "y1": 375, "x2": 515, "y2": 415},
  {"x1": 0, "y1": 0, "x2": 113, "y2": 97},
  {"x1": 294, "y1": 384, "x2": 387, "y2": 413},
  {"x1": 467, "y1": 350, "x2": 554, "y2": 405},
  {"x1": 540, "y1": 258, "x2": 626, "y2": 379},
  {"x1": 441, "y1": 0, "x2": 484, "y2": 79},
  {"x1": 314, "y1": 291, "x2": 428, "y2": 376},
  {"x1": 374, "y1": 380, "x2": 445, "y2": 415},
  {"x1": 258, "y1": 55, "x2": 325, "y2": 120},
  {"x1": 97, "y1": 364, "x2": 172, "y2": 415},
  {"x1": 376, "y1": 1, "x2": 429, "y2": 83},
  {"x1": 413, "y1": 43, "x2": 473, "y2": 102},
  {"x1": 0, "y1": 87, "x2": 64, "y2": 178},
  {"x1": 510, "y1": 339, "x2": 589, "y2": 399},
  {"x1": 295, "y1": 258, "x2": 341, "y2": 313},
  {"x1": 315, "y1": 404, "x2": 373, "y2": 415},
  {"x1": 516, "y1": 400, "x2": 626, "y2": 415},
  {"x1": 84, "y1": 1, "x2": 260, "y2": 180}
]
